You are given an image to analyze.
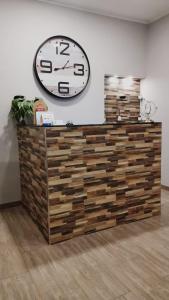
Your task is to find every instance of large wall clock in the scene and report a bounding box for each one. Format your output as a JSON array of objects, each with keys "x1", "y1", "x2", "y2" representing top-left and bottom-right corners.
[{"x1": 34, "y1": 36, "x2": 90, "y2": 99}]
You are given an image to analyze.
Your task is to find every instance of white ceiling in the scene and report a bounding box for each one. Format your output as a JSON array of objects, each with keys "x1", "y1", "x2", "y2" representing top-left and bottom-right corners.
[{"x1": 38, "y1": 0, "x2": 169, "y2": 24}]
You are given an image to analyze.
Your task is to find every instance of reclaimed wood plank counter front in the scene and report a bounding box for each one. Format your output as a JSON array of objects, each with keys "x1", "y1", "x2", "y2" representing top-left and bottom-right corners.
[{"x1": 17, "y1": 123, "x2": 161, "y2": 244}]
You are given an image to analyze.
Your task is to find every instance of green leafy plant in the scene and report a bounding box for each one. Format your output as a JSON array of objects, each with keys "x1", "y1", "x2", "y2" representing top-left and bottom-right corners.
[{"x1": 10, "y1": 95, "x2": 34, "y2": 125}]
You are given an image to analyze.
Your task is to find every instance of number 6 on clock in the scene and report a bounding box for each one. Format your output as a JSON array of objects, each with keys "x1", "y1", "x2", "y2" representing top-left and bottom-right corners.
[{"x1": 58, "y1": 82, "x2": 69, "y2": 94}]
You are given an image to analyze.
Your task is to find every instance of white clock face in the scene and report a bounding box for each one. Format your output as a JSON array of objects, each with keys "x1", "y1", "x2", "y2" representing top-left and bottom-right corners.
[{"x1": 34, "y1": 36, "x2": 90, "y2": 99}]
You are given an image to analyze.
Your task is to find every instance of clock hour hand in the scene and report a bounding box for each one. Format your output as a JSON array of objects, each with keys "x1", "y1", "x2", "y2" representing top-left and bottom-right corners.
[{"x1": 54, "y1": 67, "x2": 61, "y2": 71}]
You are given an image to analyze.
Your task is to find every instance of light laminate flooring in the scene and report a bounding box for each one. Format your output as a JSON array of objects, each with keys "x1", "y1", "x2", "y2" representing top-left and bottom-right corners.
[{"x1": 0, "y1": 189, "x2": 169, "y2": 299}]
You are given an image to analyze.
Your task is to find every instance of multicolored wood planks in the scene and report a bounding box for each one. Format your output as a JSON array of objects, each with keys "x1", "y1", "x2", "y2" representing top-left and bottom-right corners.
[{"x1": 17, "y1": 123, "x2": 161, "y2": 244}]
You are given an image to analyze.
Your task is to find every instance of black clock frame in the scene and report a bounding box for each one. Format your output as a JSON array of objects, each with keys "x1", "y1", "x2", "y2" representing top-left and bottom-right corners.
[{"x1": 33, "y1": 35, "x2": 91, "y2": 100}]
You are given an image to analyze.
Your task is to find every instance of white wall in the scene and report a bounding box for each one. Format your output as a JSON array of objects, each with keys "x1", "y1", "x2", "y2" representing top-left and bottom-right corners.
[
  {"x1": 141, "y1": 15, "x2": 169, "y2": 186},
  {"x1": 0, "y1": 0, "x2": 147, "y2": 204}
]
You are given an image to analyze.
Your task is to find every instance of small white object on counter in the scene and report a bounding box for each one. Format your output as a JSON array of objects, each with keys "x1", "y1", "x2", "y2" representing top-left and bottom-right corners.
[
  {"x1": 53, "y1": 120, "x2": 66, "y2": 126},
  {"x1": 36, "y1": 111, "x2": 54, "y2": 126},
  {"x1": 117, "y1": 115, "x2": 122, "y2": 121}
]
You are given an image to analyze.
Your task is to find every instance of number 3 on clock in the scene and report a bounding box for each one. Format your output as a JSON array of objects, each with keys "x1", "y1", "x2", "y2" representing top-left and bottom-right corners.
[{"x1": 74, "y1": 64, "x2": 84, "y2": 76}]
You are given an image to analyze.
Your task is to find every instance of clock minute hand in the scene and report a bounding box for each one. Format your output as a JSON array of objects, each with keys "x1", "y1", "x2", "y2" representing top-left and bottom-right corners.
[
  {"x1": 54, "y1": 61, "x2": 70, "y2": 72},
  {"x1": 63, "y1": 60, "x2": 69, "y2": 69}
]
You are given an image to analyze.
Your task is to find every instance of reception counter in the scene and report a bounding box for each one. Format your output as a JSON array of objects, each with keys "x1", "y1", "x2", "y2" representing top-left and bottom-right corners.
[{"x1": 17, "y1": 122, "x2": 161, "y2": 244}]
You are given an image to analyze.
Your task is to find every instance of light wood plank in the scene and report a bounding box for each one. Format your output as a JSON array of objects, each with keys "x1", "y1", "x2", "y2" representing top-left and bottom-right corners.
[{"x1": 0, "y1": 188, "x2": 168, "y2": 299}]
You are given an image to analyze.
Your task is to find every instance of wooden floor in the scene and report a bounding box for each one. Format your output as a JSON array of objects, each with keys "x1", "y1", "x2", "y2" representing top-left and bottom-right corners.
[{"x1": 0, "y1": 190, "x2": 169, "y2": 299}]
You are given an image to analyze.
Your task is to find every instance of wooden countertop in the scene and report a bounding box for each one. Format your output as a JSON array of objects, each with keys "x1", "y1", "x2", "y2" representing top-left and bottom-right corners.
[{"x1": 18, "y1": 121, "x2": 162, "y2": 128}]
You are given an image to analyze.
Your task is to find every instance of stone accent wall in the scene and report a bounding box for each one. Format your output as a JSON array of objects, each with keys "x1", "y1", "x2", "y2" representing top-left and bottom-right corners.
[{"x1": 105, "y1": 76, "x2": 140, "y2": 122}]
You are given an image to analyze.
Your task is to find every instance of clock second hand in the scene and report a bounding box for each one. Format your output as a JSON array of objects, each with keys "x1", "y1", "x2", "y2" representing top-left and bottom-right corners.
[
  {"x1": 54, "y1": 60, "x2": 75, "y2": 72},
  {"x1": 54, "y1": 65, "x2": 74, "y2": 71}
]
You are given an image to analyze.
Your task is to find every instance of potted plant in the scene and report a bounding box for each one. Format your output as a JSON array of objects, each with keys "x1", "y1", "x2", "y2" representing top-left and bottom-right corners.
[{"x1": 10, "y1": 95, "x2": 34, "y2": 125}]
